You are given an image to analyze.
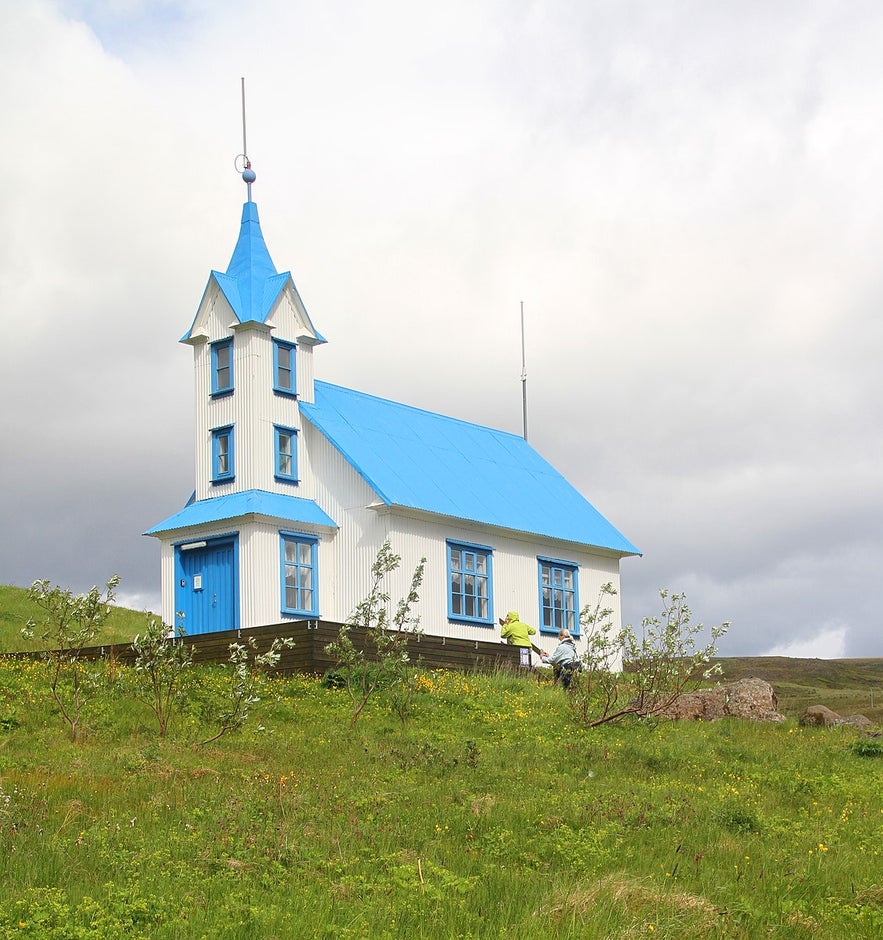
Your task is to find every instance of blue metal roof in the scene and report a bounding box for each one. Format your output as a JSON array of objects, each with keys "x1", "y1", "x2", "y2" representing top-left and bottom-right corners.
[
  {"x1": 300, "y1": 381, "x2": 640, "y2": 555},
  {"x1": 215, "y1": 202, "x2": 284, "y2": 323},
  {"x1": 145, "y1": 488, "x2": 337, "y2": 536},
  {"x1": 181, "y1": 202, "x2": 327, "y2": 339}
]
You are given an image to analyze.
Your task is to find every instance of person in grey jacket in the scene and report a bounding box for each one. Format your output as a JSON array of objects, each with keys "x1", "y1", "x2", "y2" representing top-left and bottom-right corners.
[{"x1": 544, "y1": 629, "x2": 580, "y2": 687}]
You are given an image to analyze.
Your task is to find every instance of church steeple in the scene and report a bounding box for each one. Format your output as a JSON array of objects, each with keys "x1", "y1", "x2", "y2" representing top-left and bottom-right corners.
[{"x1": 181, "y1": 160, "x2": 325, "y2": 344}]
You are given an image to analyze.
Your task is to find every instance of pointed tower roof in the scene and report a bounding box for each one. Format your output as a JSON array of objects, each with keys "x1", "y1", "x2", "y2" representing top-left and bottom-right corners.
[
  {"x1": 181, "y1": 162, "x2": 326, "y2": 343},
  {"x1": 210, "y1": 201, "x2": 293, "y2": 324}
]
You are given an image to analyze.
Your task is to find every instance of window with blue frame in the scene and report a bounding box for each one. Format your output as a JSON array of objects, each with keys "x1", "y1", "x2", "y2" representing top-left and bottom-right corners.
[
  {"x1": 211, "y1": 338, "x2": 233, "y2": 396},
  {"x1": 273, "y1": 339, "x2": 296, "y2": 396},
  {"x1": 211, "y1": 425, "x2": 234, "y2": 483},
  {"x1": 447, "y1": 540, "x2": 493, "y2": 625},
  {"x1": 280, "y1": 532, "x2": 317, "y2": 616},
  {"x1": 274, "y1": 425, "x2": 298, "y2": 482},
  {"x1": 538, "y1": 557, "x2": 579, "y2": 635}
]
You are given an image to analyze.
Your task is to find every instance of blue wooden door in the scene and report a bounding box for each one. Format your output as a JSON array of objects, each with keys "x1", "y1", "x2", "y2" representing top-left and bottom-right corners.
[{"x1": 175, "y1": 538, "x2": 237, "y2": 635}]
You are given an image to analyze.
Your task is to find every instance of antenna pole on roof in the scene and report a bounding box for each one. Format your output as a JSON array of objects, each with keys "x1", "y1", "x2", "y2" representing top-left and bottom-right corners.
[{"x1": 520, "y1": 300, "x2": 528, "y2": 442}]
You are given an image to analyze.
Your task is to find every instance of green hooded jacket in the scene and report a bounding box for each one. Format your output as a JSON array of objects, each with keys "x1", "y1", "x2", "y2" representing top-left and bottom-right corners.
[{"x1": 500, "y1": 611, "x2": 537, "y2": 648}]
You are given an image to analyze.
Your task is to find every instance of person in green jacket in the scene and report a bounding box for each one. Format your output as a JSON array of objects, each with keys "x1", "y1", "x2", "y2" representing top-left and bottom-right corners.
[{"x1": 500, "y1": 610, "x2": 537, "y2": 648}]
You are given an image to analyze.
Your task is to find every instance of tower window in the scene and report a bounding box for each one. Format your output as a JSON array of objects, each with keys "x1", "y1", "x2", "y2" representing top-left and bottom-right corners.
[
  {"x1": 211, "y1": 339, "x2": 234, "y2": 396},
  {"x1": 273, "y1": 340, "x2": 297, "y2": 396},
  {"x1": 274, "y1": 425, "x2": 299, "y2": 482},
  {"x1": 211, "y1": 425, "x2": 234, "y2": 483}
]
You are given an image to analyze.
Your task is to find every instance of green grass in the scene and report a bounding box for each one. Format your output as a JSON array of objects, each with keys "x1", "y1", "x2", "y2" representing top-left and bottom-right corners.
[
  {"x1": 0, "y1": 584, "x2": 154, "y2": 653},
  {"x1": 0, "y1": 656, "x2": 880, "y2": 939}
]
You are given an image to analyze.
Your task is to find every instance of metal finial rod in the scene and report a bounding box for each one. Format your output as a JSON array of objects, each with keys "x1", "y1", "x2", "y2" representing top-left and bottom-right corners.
[
  {"x1": 241, "y1": 77, "x2": 248, "y2": 163},
  {"x1": 238, "y1": 77, "x2": 256, "y2": 199}
]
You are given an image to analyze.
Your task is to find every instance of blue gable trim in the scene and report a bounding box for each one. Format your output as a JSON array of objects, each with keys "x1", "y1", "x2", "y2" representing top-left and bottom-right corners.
[
  {"x1": 299, "y1": 382, "x2": 640, "y2": 556},
  {"x1": 145, "y1": 489, "x2": 337, "y2": 536}
]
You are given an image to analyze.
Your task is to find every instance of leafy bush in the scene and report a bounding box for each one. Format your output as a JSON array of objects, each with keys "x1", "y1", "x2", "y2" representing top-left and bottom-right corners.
[
  {"x1": 849, "y1": 737, "x2": 883, "y2": 757},
  {"x1": 22, "y1": 575, "x2": 119, "y2": 741},
  {"x1": 325, "y1": 540, "x2": 425, "y2": 727},
  {"x1": 568, "y1": 584, "x2": 729, "y2": 728},
  {"x1": 131, "y1": 617, "x2": 194, "y2": 737}
]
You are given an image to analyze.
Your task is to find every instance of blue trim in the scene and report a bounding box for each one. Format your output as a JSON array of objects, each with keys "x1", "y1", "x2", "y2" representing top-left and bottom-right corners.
[
  {"x1": 446, "y1": 539, "x2": 493, "y2": 626},
  {"x1": 537, "y1": 558, "x2": 580, "y2": 636},
  {"x1": 280, "y1": 531, "x2": 319, "y2": 617},
  {"x1": 274, "y1": 425, "x2": 299, "y2": 483},
  {"x1": 211, "y1": 425, "x2": 234, "y2": 483},
  {"x1": 211, "y1": 338, "x2": 234, "y2": 396},
  {"x1": 537, "y1": 555, "x2": 582, "y2": 569},
  {"x1": 273, "y1": 339, "x2": 297, "y2": 396}
]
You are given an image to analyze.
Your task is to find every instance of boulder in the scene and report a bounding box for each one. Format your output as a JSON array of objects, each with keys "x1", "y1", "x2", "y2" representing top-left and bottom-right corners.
[
  {"x1": 797, "y1": 706, "x2": 876, "y2": 730},
  {"x1": 798, "y1": 704, "x2": 841, "y2": 727},
  {"x1": 831, "y1": 714, "x2": 875, "y2": 731},
  {"x1": 661, "y1": 677, "x2": 785, "y2": 722}
]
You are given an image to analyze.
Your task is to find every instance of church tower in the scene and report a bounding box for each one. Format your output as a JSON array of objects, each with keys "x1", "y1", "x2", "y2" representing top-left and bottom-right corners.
[{"x1": 146, "y1": 162, "x2": 337, "y2": 634}]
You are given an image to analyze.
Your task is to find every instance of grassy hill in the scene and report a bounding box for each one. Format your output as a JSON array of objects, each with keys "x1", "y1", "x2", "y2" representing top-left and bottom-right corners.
[
  {"x1": 0, "y1": 583, "x2": 154, "y2": 652},
  {"x1": 0, "y1": 581, "x2": 881, "y2": 937},
  {"x1": 0, "y1": 653, "x2": 881, "y2": 937}
]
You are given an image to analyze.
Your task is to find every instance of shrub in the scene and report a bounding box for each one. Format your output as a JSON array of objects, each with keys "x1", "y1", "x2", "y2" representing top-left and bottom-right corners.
[
  {"x1": 22, "y1": 575, "x2": 119, "y2": 741},
  {"x1": 568, "y1": 585, "x2": 729, "y2": 728},
  {"x1": 325, "y1": 540, "x2": 425, "y2": 727}
]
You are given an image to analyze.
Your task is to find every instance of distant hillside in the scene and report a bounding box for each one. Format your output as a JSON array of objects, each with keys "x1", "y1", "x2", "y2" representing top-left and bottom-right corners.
[
  {"x1": 709, "y1": 656, "x2": 883, "y2": 723},
  {"x1": 711, "y1": 655, "x2": 883, "y2": 688}
]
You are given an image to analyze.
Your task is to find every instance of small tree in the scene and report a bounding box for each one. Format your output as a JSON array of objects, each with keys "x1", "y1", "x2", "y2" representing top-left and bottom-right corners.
[
  {"x1": 131, "y1": 617, "x2": 193, "y2": 737},
  {"x1": 198, "y1": 635, "x2": 294, "y2": 747},
  {"x1": 568, "y1": 585, "x2": 729, "y2": 728},
  {"x1": 326, "y1": 541, "x2": 426, "y2": 728},
  {"x1": 23, "y1": 575, "x2": 120, "y2": 741}
]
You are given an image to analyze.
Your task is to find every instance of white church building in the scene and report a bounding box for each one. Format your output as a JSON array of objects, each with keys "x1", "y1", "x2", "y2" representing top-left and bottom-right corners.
[{"x1": 146, "y1": 163, "x2": 639, "y2": 649}]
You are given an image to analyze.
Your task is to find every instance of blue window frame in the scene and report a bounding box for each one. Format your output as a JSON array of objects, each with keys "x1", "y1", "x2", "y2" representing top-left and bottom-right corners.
[
  {"x1": 273, "y1": 339, "x2": 297, "y2": 396},
  {"x1": 447, "y1": 540, "x2": 493, "y2": 625},
  {"x1": 538, "y1": 557, "x2": 579, "y2": 635},
  {"x1": 211, "y1": 425, "x2": 234, "y2": 483},
  {"x1": 274, "y1": 425, "x2": 298, "y2": 482},
  {"x1": 280, "y1": 532, "x2": 318, "y2": 616},
  {"x1": 211, "y1": 338, "x2": 233, "y2": 396}
]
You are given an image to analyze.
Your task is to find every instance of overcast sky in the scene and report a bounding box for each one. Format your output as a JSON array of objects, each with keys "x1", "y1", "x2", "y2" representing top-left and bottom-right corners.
[{"x1": 1, "y1": 0, "x2": 880, "y2": 658}]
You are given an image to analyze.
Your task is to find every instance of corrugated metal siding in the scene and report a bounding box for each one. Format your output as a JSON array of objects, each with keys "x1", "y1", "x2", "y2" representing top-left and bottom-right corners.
[
  {"x1": 238, "y1": 521, "x2": 278, "y2": 628},
  {"x1": 302, "y1": 423, "x2": 390, "y2": 623},
  {"x1": 157, "y1": 539, "x2": 176, "y2": 627},
  {"x1": 295, "y1": 342, "x2": 315, "y2": 405}
]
